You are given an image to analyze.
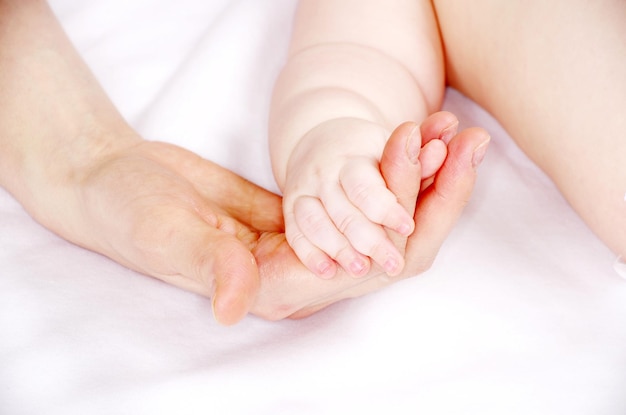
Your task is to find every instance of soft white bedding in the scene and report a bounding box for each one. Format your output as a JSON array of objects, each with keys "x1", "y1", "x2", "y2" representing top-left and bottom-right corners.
[{"x1": 2, "y1": 1, "x2": 625, "y2": 414}]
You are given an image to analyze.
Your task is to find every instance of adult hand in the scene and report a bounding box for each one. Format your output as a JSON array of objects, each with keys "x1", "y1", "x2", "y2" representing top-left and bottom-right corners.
[
  {"x1": 0, "y1": 0, "x2": 279, "y2": 326},
  {"x1": 72, "y1": 138, "x2": 284, "y2": 326},
  {"x1": 74, "y1": 117, "x2": 487, "y2": 325}
]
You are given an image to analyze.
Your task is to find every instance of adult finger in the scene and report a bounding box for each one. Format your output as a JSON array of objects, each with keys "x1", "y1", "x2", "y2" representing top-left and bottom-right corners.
[
  {"x1": 380, "y1": 122, "x2": 423, "y2": 217},
  {"x1": 403, "y1": 127, "x2": 490, "y2": 274},
  {"x1": 209, "y1": 232, "x2": 261, "y2": 325},
  {"x1": 141, "y1": 209, "x2": 261, "y2": 326}
]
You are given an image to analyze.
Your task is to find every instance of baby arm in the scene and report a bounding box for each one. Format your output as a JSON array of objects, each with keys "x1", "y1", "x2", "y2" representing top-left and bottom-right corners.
[{"x1": 269, "y1": 0, "x2": 447, "y2": 278}]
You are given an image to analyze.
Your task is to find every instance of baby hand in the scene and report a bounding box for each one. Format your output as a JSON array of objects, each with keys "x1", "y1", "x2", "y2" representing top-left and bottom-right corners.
[{"x1": 282, "y1": 113, "x2": 456, "y2": 279}]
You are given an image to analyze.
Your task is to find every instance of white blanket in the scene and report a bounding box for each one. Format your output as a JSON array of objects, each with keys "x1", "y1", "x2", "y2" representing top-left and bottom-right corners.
[{"x1": 2, "y1": 1, "x2": 625, "y2": 414}]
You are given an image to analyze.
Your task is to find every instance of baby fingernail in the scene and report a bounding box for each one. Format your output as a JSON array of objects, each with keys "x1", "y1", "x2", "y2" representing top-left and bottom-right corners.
[
  {"x1": 384, "y1": 256, "x2": 400, "y2": 276},
  {"x1": 317, "y1": 261, "x2": 334, "y2": 278},
  {"x1": 350, "y1": 259, "x2": 367, "y2": 277},
  {"x1": 406, "y1": 124, "x2": 421, "y2": 165},
  {"x1": 472, "y1": 138, "x2": 490, "y2": 168}
]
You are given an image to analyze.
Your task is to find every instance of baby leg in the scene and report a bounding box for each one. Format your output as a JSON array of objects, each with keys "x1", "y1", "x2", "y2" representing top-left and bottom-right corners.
[{"x1": 434, "y1": 0, "x2": 626, "y2": 256}]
